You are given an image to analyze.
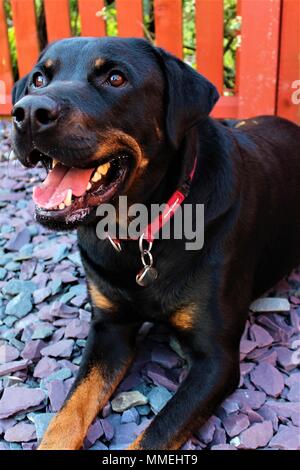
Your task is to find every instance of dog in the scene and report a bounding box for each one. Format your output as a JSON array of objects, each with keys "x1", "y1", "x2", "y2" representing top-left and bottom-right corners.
[{"x1": 11, "y1": 37, "x2": 300, "y2": 450}]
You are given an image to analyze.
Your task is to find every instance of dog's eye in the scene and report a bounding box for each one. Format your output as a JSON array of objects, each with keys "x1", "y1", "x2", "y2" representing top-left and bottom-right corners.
[
  {"x1": 108, "y1": 72, "x2": 125, "y2": 87},
  {"x1": 32, "y1": 73, "x2": 46, "y2": 88}
]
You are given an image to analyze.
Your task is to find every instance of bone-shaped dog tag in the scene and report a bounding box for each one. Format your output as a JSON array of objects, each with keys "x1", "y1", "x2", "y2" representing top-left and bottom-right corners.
[{"x1": 136, "y1": 266, "x2": 158, "y2": 287}]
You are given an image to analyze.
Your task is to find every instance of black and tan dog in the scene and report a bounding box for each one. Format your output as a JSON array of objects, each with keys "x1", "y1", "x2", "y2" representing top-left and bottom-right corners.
[{"x1": 11, "y1": 37, "x2": 300, "y2": 450}]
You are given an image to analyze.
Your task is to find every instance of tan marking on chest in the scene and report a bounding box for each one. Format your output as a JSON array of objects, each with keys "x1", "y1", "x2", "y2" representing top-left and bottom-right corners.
[
  {"x1": 89, "y1": 282, "x2": 114, "y2": 310},
  {"x1": 170, "y1": 304, "x2": 196, "y2": 330}
]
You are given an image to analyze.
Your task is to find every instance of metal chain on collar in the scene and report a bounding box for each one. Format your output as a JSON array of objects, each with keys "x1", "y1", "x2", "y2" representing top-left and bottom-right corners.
[{"x1": 136, "y1": 234, "x2": 158, "y2": 287}]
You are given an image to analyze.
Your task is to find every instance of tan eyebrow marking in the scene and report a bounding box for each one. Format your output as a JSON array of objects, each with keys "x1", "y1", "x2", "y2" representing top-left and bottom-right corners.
[
  {"x1": 44, "y1": 59, "x2": 54, "y2": 69},
  {"x1": 95, "y1": 58, "x2": 105, "y2": 69}
]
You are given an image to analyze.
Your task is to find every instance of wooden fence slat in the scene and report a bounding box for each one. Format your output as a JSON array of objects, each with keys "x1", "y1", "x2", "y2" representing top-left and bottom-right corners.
[
  {"x1": 11, "y1": 0, "x2": 39, "y2": 77},
  {"x1": 78, "y1": 0, "x2": 105, "y2": 37},
  {"x1": 195, "y1": 0, "x2": 224, "y2": 95},
  {"x1": 236, "y1": 0, "x2": 281, "y2": 118},
  {"x1": 154, "y1": 0, "x2": 183, "y2": 58},
  {"x1": 277, "y1": 0, "x2": 300, "y2": 124},
  {"x1": 44, "y1": 0, "x2": 71, "y2": 42},
  {"x1": 116, "y1": 0, "x2": 144, "y2": 37},
  {"x1": 0, "y1": 0, "x2": 13, "y2": 112}
]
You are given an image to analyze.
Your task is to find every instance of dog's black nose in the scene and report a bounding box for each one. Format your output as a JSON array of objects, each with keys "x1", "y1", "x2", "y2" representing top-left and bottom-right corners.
[{"x1": 12, "y1": 96, "x2": 60, "y2": 133}]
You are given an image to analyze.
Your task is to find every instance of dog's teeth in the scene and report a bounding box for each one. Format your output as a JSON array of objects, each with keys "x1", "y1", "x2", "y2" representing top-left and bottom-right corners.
[
  {"x1": 59, "y1": 203, "x2": 65, "y2": 210},
  {"x1": 98, "y1": 162, "x2": 110, "y2": 175},
  {"x1": 64, "y1": 189, "x2": 72, "y2": 206},
  {"x1": 87, "y1": 182, "x2": 92, "y2": 190},
  {"x1": 91, "y1": 172, "x2": 101, "y2": 183},
  {"x1": 52, "y1": 159, "x2": 59, "y2": 169}
]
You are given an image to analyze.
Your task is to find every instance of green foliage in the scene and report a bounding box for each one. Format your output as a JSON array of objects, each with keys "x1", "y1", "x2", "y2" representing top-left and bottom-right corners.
[{"x1": 4, "y1": 0, "x2": 239, "y2": 90}]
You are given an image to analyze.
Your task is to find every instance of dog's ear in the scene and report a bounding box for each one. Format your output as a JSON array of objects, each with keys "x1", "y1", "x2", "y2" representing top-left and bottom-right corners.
[
  {"x1": 12, "y1": 74, "x2": 29, "y2": 105},
  {"x1": 155, "y1": 48, "x2": 219, "y2": 148}
]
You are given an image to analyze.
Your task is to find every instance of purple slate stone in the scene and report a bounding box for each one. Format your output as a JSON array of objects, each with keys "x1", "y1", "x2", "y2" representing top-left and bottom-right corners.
[
  {"x1": 31, "y1": 273, "x2": 49, "y2": 288},
  {"x1": 0, "y1": 386, "x2": 46, "y2": 418},
  {"x1": 85, "y1": 420, "x2": 103, "y2": 447},
  {"x1": 79, "y1": 309, "x2": 92, "y2": 323},
  {"x1": 239, "y1": 339, "x2": 256, "y2": 356},
  {"x1": 111, "y1": 422, "x2": 139, "y2": 447},
  {"x1": 21, "y1": 340, "x2": 46, "y2": 360},
  {"x1": 291, "y1": 411, "x2": 300, "y2": 427},
  {"x1": 258, "y1": 405, "x2": 278, "y2": 431},
  {"x1": 20, "y1": 259, "x2": 37, "y2": 281},
  {"x1": 265, "y1": 399, "x2": 300, "y2": 419},
  {"x1": 269, "y1": 424, "x2": 300, "y2": 450},
  {"x1": 287, "y1": 382, "x2": 300, "y2": 402},
  {"x1": 50, "y1": 302, "x2": 78, "y2": 319},
  {"x1": 52, "y1": 327, "x2": 65, "y2": 342},
  {"x1": 223, "y1": 413, "x2": 250, "y2": 437},
  {"x1": 233, "y1": 421, "x2": 273, "y2": 449},
  {"x1": 0, "y1": 417, "x2": 17, "y2": 434},
  {"x1": 211, "y1": 426, "x2": 226, "y2": 446},
  {"x1": 145, "y1": 362, "x2": 178, "y2": 392},
  {"x1": 37, "y1": 305, "x2": 54, "y2": 322},
  {"x1": 249, "y1": 324, "x2": 273, "y2": 348},
  {"x1": 58, "y1": 359, "x2": 78, "y2": 373},
  {"x1": 258, "y1": 349, "x2": 277, "y2": 365},
  {"x1": 117, "y1": 372, "x2": 142, "y2": 392},
  {"x1": 5, "y1": 228, "x2": 31, "y2": 251},
  {"x1": 64, "y1": 319, "x2": 89, "y2": 339},
  {"x1": 211, "y1": 444, "x2": 237, "y2": 450},
  {"x1": 47, "y1": 380, "x2": 66, "y2": 412},
  {"x1": 4, "y1": 422, "x2": 36, "y2": 442},
  {"x1": 285, "y1": 371, "x2": 300, "y2": 388},
  {"x1": 0, "y1": 344, "x2": 20, "y2": 364},
  {"x1": 0, "y1": 359, "x2": 30, "y2": 376},
  {"x1": 53, "y1": 319, "x2": 74, "y2": 327},
  {"x1": 41, "y1": 339, "x2": 74, "y2": 358},
  {"x1": 101, "y1": 418, "x2": 114, "y2": 441},
  {"x1": 197, "y1": 416, "x2": 217, "y2": 444},
  {"x1": 102, "y1": 403, "x2": 111, "y2": 418},
  {"x1": 275, "y1": 346, "x2": 297, "y2": 371},
  {"x1": 151, "y1": 345, "x2": 181, "y2": 369},
  {"x1": 22, "y1": 442, "x2": 37, "y2": 450},
  {"x1": 121, "y1": 408, "x2": 140, "y2": 424},
  {"x1": 230, "y1": 389, "x2": 266, "y2": 412},
  {"x1": 64, "y1": 377, "x2": 75, "y2": 396},
  {"x1": 181, "y1": 439, "x2": 196, "y2": 450},
  {"x1": 33, "y1": 357, "x2": 59, "y2": 378},
  {"x1": 250, "y1": 363, "x2": 284, "y2": 397},
  {"x1": 33, "y1": 287, "x2": 52, "y2": 304},
  {"x1": 240, "y1": 362, "x2": 255, "y2": 376},
  {"x1": 245, "y1": 408, "x2": 264, "y2": 424},
  {"x1": 220, "y1": 397, "x2": 240, "y2": 414}
]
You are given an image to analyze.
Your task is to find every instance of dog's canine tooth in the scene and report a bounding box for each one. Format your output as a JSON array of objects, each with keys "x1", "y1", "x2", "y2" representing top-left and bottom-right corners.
[
  {"x1": 59, "y1": 203, "x2": 65, "y2": 210},
  {"x1": 92, "y1": 172, "x2": 101, "y2": 183},
  {"x1": 98, "y1": 162, "x2": 110, "y2": 175},
  {"x1": 52, "y1": 159, "x2": 59, "y2": 169},
  {"x1": 87, "y1": 182, "x2": 92, "y2": 190},
  {"x1": 64, "y1": 189, "x2": 72, "y2": 206}
]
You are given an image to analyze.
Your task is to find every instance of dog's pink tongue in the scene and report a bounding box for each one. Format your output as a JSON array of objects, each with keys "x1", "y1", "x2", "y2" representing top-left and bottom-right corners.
[{"x1": 33, "y1": 163, "x2": 95, "y2": 209}]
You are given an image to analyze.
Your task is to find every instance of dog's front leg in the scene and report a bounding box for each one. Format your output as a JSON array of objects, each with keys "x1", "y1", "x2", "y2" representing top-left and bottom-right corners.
[
  {"x1": 128, "y1": 333, "x2": 240, "y2": 450},
  {"x1": 38, "y1": 314, "x2": 141, "y2": 450}
]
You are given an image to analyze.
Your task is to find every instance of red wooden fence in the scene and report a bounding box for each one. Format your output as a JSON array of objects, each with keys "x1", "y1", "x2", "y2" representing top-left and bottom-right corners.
[{"x1": 0, "y1": 0, "x2": 299, "y2": 123}]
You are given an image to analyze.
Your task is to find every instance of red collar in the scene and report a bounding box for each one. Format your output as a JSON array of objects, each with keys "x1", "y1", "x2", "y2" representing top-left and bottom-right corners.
[
  {"x1": 109, "y1": 155, "x2": 198, "y2": 246},
  {"x1": 142, "y1": 155, "x2": 198, "y2": 242}
]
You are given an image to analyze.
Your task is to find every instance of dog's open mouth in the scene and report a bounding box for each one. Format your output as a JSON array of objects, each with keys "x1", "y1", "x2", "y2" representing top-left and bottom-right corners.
[{"x1": 32, "y1": 153, "x2": 130, "y2": 225}]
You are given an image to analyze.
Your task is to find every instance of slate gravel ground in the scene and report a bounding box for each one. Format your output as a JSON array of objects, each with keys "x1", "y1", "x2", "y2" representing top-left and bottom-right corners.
[{"x1": 0, "y1": 120, "x2": 299, "y2": 450}]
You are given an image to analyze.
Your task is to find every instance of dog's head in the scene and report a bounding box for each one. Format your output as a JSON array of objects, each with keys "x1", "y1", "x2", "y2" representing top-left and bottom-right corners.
[{"x1": 12, "y1": 37, "x2": 218, "y2": 229}]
